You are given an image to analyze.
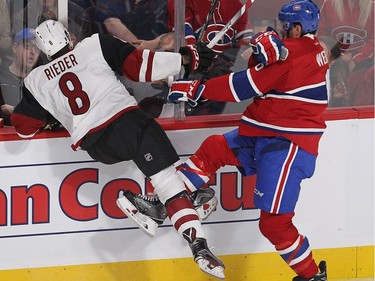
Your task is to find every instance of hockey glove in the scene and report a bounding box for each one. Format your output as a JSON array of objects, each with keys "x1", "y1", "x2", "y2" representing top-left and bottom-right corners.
[
  {"x1": 250, "y1": 26, "x2": 289, "y2": 66},
  {"x1": 179, "y1": 42, "x2": 215, "y2": 73},
  {"x1": 168, "y1": 80, "x2": 205, "y2": 107}
]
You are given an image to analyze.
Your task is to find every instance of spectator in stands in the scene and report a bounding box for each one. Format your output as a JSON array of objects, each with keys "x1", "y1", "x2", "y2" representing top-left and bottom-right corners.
[
  {"x1": 11, "y1": 0, "x2": 92, "y2": 43},
  {"x1": 318, "y1": 35, "x2": 345, "y2": 104},
  {"x1": 92, "y1": 0, "x2": 171, "y2": 109},
  {"x1": 319, "y1": 0, "x2": 374, "y2": 107},
  {"x1": 94, "y1": 0, "x2": 169, "y2": 45},
  {"x1": 0, "y1": 0, "x2": 12, "y2": 65},
  {"x1": 0, "y1": 28, "x2": 40, "y2": 125}
]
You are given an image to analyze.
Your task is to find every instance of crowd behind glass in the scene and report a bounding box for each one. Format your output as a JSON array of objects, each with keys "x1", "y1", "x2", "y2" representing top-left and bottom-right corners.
[{"x1": 0, "y1": 0, "x2": 373, "y2": 126}]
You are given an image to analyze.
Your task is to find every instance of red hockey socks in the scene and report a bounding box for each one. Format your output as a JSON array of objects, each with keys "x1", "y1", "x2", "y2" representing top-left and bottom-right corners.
[
  {"x1": 165, "y1": 191, "x2": 205, "y2": 241},
  {"x1": 259, "y1": 211, "x2": 319, "y2": 278}
]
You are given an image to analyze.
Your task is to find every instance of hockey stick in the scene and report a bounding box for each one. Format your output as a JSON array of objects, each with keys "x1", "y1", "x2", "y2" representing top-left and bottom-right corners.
[
  {"x1": 197, "y1": 0, "x2": 220, "y2": 42},
  {"x1": 207, "y1": 0, "x2": 255, "y2": 49},
  {"x1": 184, "y1": 0, "x2": 220, "y2": 78}
]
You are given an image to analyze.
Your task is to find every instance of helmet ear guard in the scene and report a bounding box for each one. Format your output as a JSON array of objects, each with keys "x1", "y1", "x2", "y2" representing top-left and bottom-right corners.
[
  {"x1": 34, "y1": 20, "x2": 73, "y2": 60},
  {"x1": 278, "y1": 0, "x2": 320, "y2": 34}
]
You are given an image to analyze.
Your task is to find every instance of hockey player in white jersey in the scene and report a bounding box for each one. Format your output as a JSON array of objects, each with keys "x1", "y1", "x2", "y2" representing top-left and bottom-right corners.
[{"x1": 11, "y1": 20, "x2": 224, "y2": 279}]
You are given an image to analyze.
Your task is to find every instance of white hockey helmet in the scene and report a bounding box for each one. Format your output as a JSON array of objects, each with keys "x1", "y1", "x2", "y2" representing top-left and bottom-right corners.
[{"x1": 35, "y1": 20, "x2": 73, "y2": 59}]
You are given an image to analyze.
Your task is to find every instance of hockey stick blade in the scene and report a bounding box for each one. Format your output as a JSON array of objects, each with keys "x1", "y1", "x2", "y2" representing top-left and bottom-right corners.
[{"x1": 207, "y1": 0, "x2": 255, "y2": 49}]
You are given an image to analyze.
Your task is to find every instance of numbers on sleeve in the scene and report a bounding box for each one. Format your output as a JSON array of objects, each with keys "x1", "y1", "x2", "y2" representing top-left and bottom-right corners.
[{"x1": 59, "y1": 72, "x2": 90, "y2": 115}]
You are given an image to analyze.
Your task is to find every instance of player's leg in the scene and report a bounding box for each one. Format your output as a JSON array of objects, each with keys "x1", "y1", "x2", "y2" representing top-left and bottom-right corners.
[
  {"x1": 127, "y1": 111, "x2": 225, "y2": 279},
  {"x1": 178, "y1": 131, "x2": 242, "y2": 192},
  {"x1": 149, "y1": 166, "x2": 225, "y2": 279},
  {"x1": 80, "y1": 111, "x2": 168, "y2": 237},
  {"x1": 254, "y1": 137, "x2": 327, "y2": 281},
  {"x1": 178, "y1": 128, "x2": 254, "y2": 219}
]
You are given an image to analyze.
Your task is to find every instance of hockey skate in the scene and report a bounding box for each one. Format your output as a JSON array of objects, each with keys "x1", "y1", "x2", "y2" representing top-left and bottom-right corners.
[
  {"x1": 116, "y1": 190, "x2": 167, "y2": 237},
  {"x1": 190, "y1": 237, "x2": 225, "y2": 279},
  {"x1": 189, "y1": 188, "x2": 218, "y2": 220},
  {"x1": 292, "y1": 261, "x2": 327, "y2": 281}
]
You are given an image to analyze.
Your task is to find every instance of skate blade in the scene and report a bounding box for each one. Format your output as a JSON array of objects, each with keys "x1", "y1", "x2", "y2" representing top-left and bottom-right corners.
[
  {"x1": 196, "y1": 259, "x2": 225, "y2": 279},
  {"x1": 116, "y1": 196, "x2": 158, "y2": 238},
  {"x1": 196, "y1": 196, "x2": 218, "y2": 221}
]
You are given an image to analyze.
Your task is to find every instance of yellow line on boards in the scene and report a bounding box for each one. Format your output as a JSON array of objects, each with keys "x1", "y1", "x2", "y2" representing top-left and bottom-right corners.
[{"x1": 0, "y1": 246, "x2": 373, "y2": 281}]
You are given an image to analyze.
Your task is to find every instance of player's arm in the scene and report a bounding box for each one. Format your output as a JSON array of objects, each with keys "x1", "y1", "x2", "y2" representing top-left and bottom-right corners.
[
  {"x1": 102, "y1": 17, "x2": 139, "y2": 45},
  {"x1": 168, "y1": 70, "x2": 257, "y2": 106},
  {"x1": 168, "y1": 62, "x2": 289, "y2": 106},
  {"x1": 11, "y1": 86, "x2": 48, "y2": 138},
  {"x1": 99, "y1": 34, "x2": 214, "y2": 82}
]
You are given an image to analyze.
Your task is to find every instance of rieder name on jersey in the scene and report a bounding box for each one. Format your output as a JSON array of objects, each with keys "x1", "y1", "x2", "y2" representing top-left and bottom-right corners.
[{"x1": 44, "y1": 54, "x2": 78, "y2": 80}]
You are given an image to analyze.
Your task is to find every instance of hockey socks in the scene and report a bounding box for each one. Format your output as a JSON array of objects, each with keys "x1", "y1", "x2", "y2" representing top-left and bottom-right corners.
[
  {"x1": 166, "y1": 191, "x2": 225, "y2": 279},
  {"x1": 277, "y1": 235, "x2": 319, "y2": 278},
  {"x1": 165, "y1": 191, "x2": 205, "y2": 239},
  {"x1": 259, "y1": 211, "x2": 319, "y2": 278}
]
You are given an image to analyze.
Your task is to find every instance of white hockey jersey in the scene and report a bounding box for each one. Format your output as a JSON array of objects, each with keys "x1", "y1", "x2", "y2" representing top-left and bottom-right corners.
[{"x1": 11, "y1": 33, "x2": 182, "y2": 149}]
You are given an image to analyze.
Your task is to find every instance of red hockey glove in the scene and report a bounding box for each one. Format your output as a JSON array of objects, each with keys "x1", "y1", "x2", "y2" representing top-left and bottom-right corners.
[
  {"x1": 179, "y1": 42, "x2": 215, "y2": 73},
  {"x1": 168, "y1": 80, "x2": 205, "y2": 107},
  {"x1": 250, "y1": 26, "x2": 289, "y2": 66}
]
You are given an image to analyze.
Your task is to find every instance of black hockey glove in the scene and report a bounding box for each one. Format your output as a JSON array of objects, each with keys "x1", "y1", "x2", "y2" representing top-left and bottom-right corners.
[{"x1": 179, "y1": 42, "x2": 215, "y2": 74}]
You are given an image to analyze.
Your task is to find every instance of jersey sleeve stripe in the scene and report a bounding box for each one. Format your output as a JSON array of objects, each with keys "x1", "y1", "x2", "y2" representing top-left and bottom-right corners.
[
  {"x1": 139, "y1": 49, "x2": 151, "y2": 82},
  {"x1": 231, "y1": 70, "x2": 260, "y2": 101},
  {"x1": 146, "y1": 50, "x2": 154, "y2": 81}
]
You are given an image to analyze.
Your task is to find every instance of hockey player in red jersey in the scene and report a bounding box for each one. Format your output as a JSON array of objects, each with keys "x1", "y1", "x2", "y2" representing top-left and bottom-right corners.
[
  {"x1": 319, "y1": 0, "x2": 374, "y2": 106},
  {"x1": 172, "y1": 0, "x2": 252, "y2": 53},
  {"x1": 10, "y1": 20, "x2": 225, "y2": 279},
  {"x1": 168, "y1": 1, "x2": 329, "y2": 280},
  {"x1": 139, "y1": 0, "x2": 252, "y2": 53}
]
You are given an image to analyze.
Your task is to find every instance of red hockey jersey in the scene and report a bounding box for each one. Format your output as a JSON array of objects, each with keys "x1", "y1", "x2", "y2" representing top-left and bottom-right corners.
[
  {"x1": 168, "y1": 0, "x2": 252, "y2": 53},
  {"x1": 200, "y1": 35, "x2": 330, "y2": 155}
]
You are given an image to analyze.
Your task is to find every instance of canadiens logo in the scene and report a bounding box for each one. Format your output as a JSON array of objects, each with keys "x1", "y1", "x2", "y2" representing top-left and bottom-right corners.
[
  {"x1": 199, "y1": 23, "x2": 235, "y2": 53},
  {"x1": 332, "y1": 26, "x2": 367, "y2": 51},
  {"x1": 292, "y1": 4, "x2": 301, "y2": 11}
]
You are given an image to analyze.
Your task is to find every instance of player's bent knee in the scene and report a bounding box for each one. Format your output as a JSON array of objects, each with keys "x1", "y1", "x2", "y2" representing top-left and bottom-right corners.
[
  {"x1": 198, "y1": 135, "x2": 227, "y2": 157},
  {"x1": 196, "y1": 134, "x2": 238, "y2": 172}
]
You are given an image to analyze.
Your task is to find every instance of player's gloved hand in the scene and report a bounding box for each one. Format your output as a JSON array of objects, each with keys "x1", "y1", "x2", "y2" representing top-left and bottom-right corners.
[
  {"x1": 168, "y1": 80, "x2": 205, "y2": 107},
  {"x1": 179, "y1": 42, "x2": 215, "y2": 73},
  {"x1": 250, "y1": 26, "x2": 289, "y2": 65}
]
